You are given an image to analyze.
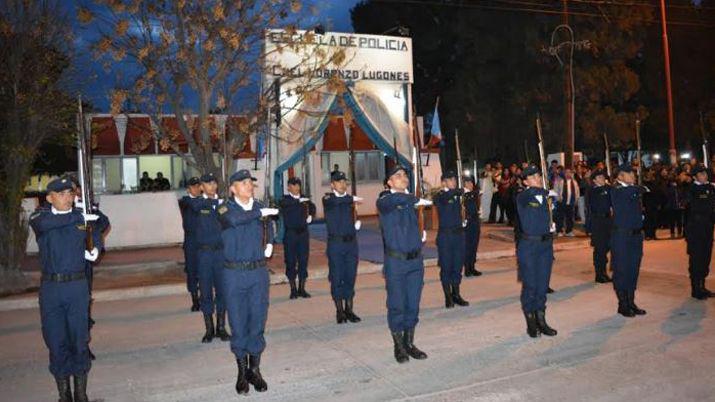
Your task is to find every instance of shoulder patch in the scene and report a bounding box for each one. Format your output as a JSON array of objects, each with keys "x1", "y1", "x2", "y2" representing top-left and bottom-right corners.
[
  {"x1": 218, "y1": 205, "x2": 228, "y2": 214},
  {"x1": 30, "y1": 210, "x2": 42, "y2": 220}
]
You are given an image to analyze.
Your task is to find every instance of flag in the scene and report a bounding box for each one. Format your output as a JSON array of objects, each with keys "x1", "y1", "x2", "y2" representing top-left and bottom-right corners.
[
  {"x1": 255, "y1": 133, "x2": 266, "y2": 161},
  {"x1": 428, "y1": 99, "x2": 442, "y2": 147}
]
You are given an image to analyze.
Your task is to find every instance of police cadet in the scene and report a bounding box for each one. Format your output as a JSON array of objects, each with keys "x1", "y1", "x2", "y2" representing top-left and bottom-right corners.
[
  {"x1": 217, "y1": 169, "x2": 278, "y2": 395},
  {"x1": 377, "y1": 165, "x2": 431, "y2": 363},
  {"x1": 515, "y1": 166, "x2": 558, "y2": 338},
  {"x1": 30, "y1": 177, "x2": 103, "y2": 402},
  {"x1": 463, "y1": 175, "x2": 483, "y2": 277},
  {"x1": 685, "y1": 165, "x2": 715, "y2": 300},
  {"x1": 187, "y1": 173, "x2": 230, "y2": 342},
  {"x1": 610, "y1": 164, "x2": 647, "y2": 317},
  {"x1": 586, "y1": 169, "x2": 613, "y2": 284},
  {"x1": 279, "y1": 177, "x2": 316, "y2": 299},
  {"x1": 323, "y1": 170, "x2": 362, "y2": 324},
  {"x1": 434, "y1": 170, "x2": 469, "y2": 308},
  {"x1": 178, "y1": 176, "x2": 202, "y2": 311}
]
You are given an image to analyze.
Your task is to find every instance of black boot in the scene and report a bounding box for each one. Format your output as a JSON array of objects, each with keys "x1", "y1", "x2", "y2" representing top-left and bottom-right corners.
[
  {"x1": 73, "y1": 374, "x2": 89, "y2": 402},
  {"x1": 88, "y1": 346, "x2": 96, "y2": 361},
  {"x1": 344, "y1": 297, "x2": 361, "y2": 323},
  {"x1": 235, "y1": 356, "x2": 249, "y2": 395},
  {"x1": 627, "y1": 291, "x2": 646, "y2": 315},
  {"x1": 403, "y1": 328, "x2": 427, "y2": 360},
  {"x1": 201, "y1": 313, "x2": 215, "y2": 343},
  {"x1": 691, "y1": 278, "x2": 707, "y2": 300},
  {"x1": 464, "y1": 265, "x2": 474, "y2": 277},
  {"x1": 246, "y1": 354, "x2": 268, "y2": 392},
  {"x1": 617, "y1": 290, "x2": 635, "y2": 317},
  {"x1": 54, "y1": 376, "x2": 72, "y2": 402},
  {"x1": 190, "y1": 291, "x2": 200, "y2": 312},
  {"x1": 451, "y1": 284, "x2": 469, "y2": 306},
  {"x1": 289, "y1": 279, "x2": 298, "y2": 299},
  {"x1": 215, "y1": 311, "x2": 230, "y2": 341},
  {"x1": 701, "y1": 278, "x2": 714, "y2": 298},
  {"x1": 334, "y1": 298, "x2": 347, "y2": 324},
  {"x1": 442, "y1": 284, "x2": 454, "y2": 309},
  {"x1": 524, "y1": 312, "x2": 539, "y2": 338},
  {"x1": 473, "y1": 266, "x2": 483, "y2": 276},
  {"x1": 391, "y1": 332, "x2": 409, "y2": 363},
  {"x1": 595, "y1": 267, "x2": 612, "y2": 283},
  {"x1": 535, "y1": 309, "x2": 557, "y2": 336},
  {"x1": 298, "y1": 278, "x2": 311, "y2": 298},
  {"x1": 547, "y1": 287, "x2": 555, "y2": 294}
]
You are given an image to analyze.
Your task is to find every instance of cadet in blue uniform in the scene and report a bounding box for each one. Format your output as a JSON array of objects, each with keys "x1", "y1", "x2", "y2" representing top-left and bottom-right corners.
[
  {"x1": 586, "y1": 170, "x2": 613, "y2": 283},
  {"x1": 610, "y1": 164, "x2": 647, "y2": 317},
  {"x1": 515, "y1": 166, "x2": 558, "y2": 338},
  {"x1": 463, "y1": 175, "x2": 482, "y2": 277},
  {"x1": 323, "y1": 171, "x2": 362, "y2": 324},
  {"x1": 218, "y1": 169, "x2": 278, "y2": 395},
  {"x1": 187, "y1": 173, "x2": 230, "y2": 342},
  {"x1": 377, "y1": 165, "x2": 430, "y2": 363},
  {"x1": 30, "y1": 177, "x2": 102, "y2": 402},
  {"x1": 434, "y1": 171, "x2": 469, "y2": 308},
  {"x1": 685, "y1": 165, "x2": 715, "y2": 300},
  {"x1": 178, "y1": 176, "x2": 202, "y2": 311},
  {"x1": 279, "y1": 177, "x2": 316, "y2": 299}
]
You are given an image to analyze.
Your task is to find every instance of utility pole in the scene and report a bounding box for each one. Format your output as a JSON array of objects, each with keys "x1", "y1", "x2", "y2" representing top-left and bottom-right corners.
[
  {"x1": 562, "y1": 0, "x2": 573, "y2": 167},
  {"x1": 659, "y1": 0, "x2": 677, "y2": 165}
]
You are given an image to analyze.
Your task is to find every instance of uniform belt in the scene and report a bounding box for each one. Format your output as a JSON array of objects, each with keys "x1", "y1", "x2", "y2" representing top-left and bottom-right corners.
[
  {"x1": 286, "y1": 227, "x2": 307, "y2": 234},
  {"x1": 385, "y1": 248, "x2": 422, "y2": 261},
  {"x1": 41, "y1": 271, "x2": 86, "y2": 283},
  {"x1": 198, "y1": 244, "x2": 222, "y2": 251},
  {"x1": 612, "y1": 227, "x2": 642, "y2": 235},
  {"x1": 518, "y1": 233, "x2": 553, "y2": 242},
  {"x1": 439, "y1": 226, "x2": 463, "y2": 234},
  {"x1": 328, "y1": 234, "x2": 355, "y2": 242},
  {"x1": 591, "y1": 212, "x2": 611, "y2": 218},
  {"x1": 224, "y1": 260, "x2": 266, "y2": 270}
]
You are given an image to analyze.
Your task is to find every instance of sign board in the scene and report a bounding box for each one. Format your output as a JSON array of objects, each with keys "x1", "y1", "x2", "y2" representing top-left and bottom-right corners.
[{"x1": 264, "y1": 30, "x2": 414, "y2": 83}]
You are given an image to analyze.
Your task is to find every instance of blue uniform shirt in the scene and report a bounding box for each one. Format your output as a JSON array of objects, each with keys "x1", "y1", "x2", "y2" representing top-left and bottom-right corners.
[
  {"x1": 322, "y1": 192, "x2": 356, "y2": 237},
  {"x1": 434, "y1": 189, "x2": 462, "y2": 229},
  {"x1": 610, "y1": 183, "x2": 644, "y2": 230},
  {"x1": 515, "y1": 187, "x2": 551, "y2": 236},
  {"x1": 279, "y1": 195, "x2": 316, "y2": 230},
  {"x1": 587, "y1": 184, "x2": 612, "y2": 216},
  {"x1": 377, "y1": 191, "x2": 421, "y2": 253},
  {"x1": 687, "y1": 182, "x2": 715, "y2": 222},
  {"x1": 218, "y1": 198, "x2": 274, "y2": 263},
  {"x1": 178, "y1": 195, "x2": 200, "y2": 235},
  {"x1": 30, "y1": 208, "x2": 100, "y2": 274},
  {"x1": 187, "y1": 196, "x2": 223, "y2": 246},
  {"x1": 463, "y1": 190, "x2": 479, "y2": 222}
]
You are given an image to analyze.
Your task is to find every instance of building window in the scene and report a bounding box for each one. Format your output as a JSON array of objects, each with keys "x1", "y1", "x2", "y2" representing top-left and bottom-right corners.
[
  {"x1": 122, "y1": 157, "x2": 138, "y2": 192},
  {"x1": 320, "y1": 151, "x2": 383, "y2": 185}
]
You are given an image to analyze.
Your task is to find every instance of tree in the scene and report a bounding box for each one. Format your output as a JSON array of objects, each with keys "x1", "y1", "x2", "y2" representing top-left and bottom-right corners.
[
  {"x1": 0, "y1": 0, "x2": 76, "y2": 294},
  {"x1": 80, "y1": 0, "x2": 344, "y2": 191}
]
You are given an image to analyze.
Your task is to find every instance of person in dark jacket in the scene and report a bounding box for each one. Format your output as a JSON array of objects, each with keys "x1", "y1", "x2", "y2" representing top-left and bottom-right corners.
[{"x1": 279, "y1": 177, "x2": 316, "y2": 299}]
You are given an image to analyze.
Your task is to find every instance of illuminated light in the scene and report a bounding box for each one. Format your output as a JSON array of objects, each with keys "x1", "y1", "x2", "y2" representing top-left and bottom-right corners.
[
  {"x1": 681, "y1": 153, "x2": 691, "y2": 159},
  {"x1": 463, "y1": 169, "x2": 471, "y2": 177},
  {"x1": 653, "y1": 154, "x2": 661, "y2": 160}
]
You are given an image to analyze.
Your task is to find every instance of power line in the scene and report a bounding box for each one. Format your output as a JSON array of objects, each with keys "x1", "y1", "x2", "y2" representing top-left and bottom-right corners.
[{"x1": 569, "y1": 0, "x2": 715, "y2": 11}]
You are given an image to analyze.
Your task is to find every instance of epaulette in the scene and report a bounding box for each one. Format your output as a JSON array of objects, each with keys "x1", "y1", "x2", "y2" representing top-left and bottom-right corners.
[
  {"x1": 29, "y1": 208, "x2": 47, "y2": 220},
  {"x1": 217, "y1": 204, "x2": 228, "y2": 215},
  {"x1": 378, "y1": 190, "x2": 390, "y2": 198},
  {"x1": 323, "y1": 192, "x2": 332, "y2": 200}
]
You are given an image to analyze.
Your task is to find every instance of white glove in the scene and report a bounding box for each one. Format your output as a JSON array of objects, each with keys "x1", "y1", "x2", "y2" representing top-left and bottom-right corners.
[
  {"x1": 306, "y1": 215, "x2": 313, "y2": 224},
  {"x1": 421, "y1": 230, "x2": 427, "y2": 243},
  {"x1": 74, "y1": 200, "x2": 85, "y2": 209},
  {"x1": 550, "y1": 222, "x2": 556, "y2": 233},
  {"x1": 548, "y1": 190, "x2": 559, "y2": 198},
  {"x1": 260, "y1": 208, "x2": 279, "y2": 217},
  {"x1": 299, "y1": 197, "x2": 310, "y2": 203},
  {"x1": 642, "y1": 186, "x2": 651, "y2": 192},
  {"x1": 352, "y1": 196, "x2": 364, "y2": 203},
  {"x1": 218, "y1": 198, "x2": 224, "y2": 205},
  {"x1": 414, "y1": 198, "x2": 432, "y2": 207},
  {"x1": 354, "y1": 220, "x2": 362, "y2": 231},
  {"x1": 84, "y1": 247, "x2": 99, "y2": 262},
  {"x1": 264, "y1": 243, "x2": 273, "y2": 258},
  {"x1": 83, "y1": 213, "x2": 99, "y2": 222},
  {"x1": 462, "y1": 219, "x2": 468, "y2": 228}
]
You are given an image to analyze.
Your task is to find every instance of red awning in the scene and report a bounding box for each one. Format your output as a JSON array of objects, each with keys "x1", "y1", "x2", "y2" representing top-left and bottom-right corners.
[
  {"x1": 322, "y1": 117, "x2": 375, "y2": 152},
  {"x1": 90, "y1": 117, "x2": 120, "y2": 156},
  {"x1": 124, "y1": 116, "x2": 156, "y2": 155},
  {"x1": 159, "y1": 116, "x2": 188, "y2": 154}
]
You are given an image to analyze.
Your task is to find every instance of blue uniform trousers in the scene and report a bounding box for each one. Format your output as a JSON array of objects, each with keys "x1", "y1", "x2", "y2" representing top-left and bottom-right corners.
[
  {"x1": 198, "y1": 247, "x2": 225, "y2": 315},
  {"x1": 610, "y1": 232, "x2": 643, "y2": 292},
  {"x1": 384, "y1": 257, "x2": 424, "y2": 332},
  {"x1": 517, "y1": 239, "x2": 553, "y2": 312},
  {"x1": 464, "y1": 222, "x2": 480, "y2": 271},
  {"x1": 590, "y1": 217, "x2": 612, "y2": 273},
  {"x1": 39, "y1": 279, "x2": 91, "y2": 377},
  {"x1": 183, "y1": 235, "x2": 199, "y2": 294},
  {"x1": 327, "y1": 240, "x2": 358, "y2": 300},
  {"x1": 437, "y1": 232, "x2": 464, "y2": 285},
  {"x1": 284, "y1": 229, "x2": 309, "y2": 281},
  {"x1": 224, "y1": 266, "x2": 270, "y2": 359}
]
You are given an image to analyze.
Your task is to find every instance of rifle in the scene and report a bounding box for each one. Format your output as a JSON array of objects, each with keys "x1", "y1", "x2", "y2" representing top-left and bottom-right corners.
[
  {"x1": 535, "y1": 114, "x2": 554, "y2": 229},
  {"x1": 454, "y1": 128, "x2": 466, "y2": 222},
  {"x1": 701, "y1": 111, "x2": 709, "y2": 168},
  {"x1": 524, "y1": 139, "x2": 531, "y2": 165},
  {"x1": 635, "y1": 119, "x2": 642, "y2": 186},
  {"x1": 603, "y1": 132, "x2": 612, "y2": 179},
  {"x1": 77, "y1": 95, "x2": 94, "y2": 251},
  {"x1": 348, "y1": 117, "x2": 359, "y2": 223},
  {"x1": 412, "y1": 113, "x2": 427, "y2": 234}
]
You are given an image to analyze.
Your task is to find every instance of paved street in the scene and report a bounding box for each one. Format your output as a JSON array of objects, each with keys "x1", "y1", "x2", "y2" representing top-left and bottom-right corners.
[{"x1": 2, "y1": 236, "x2": 714, "y2": 401}]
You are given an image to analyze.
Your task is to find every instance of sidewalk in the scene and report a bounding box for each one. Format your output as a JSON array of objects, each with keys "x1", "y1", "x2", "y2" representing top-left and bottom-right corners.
[{"x1": 3, "y1": 219, "x2": 591, "y2": 311}]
